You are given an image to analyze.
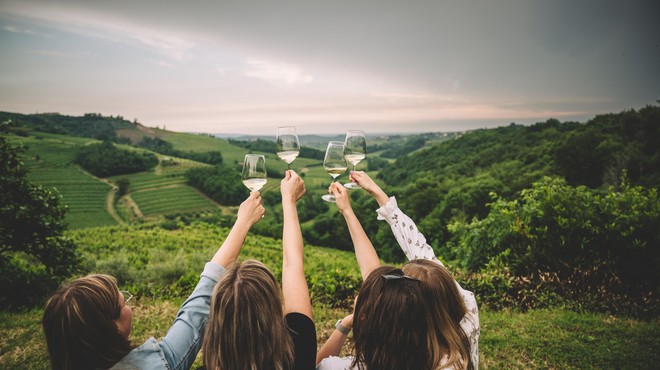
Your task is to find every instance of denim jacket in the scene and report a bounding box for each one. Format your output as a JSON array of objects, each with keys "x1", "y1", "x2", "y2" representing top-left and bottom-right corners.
[{"x1": 110, "y1": 262, "x2": 225, "y2": 370}]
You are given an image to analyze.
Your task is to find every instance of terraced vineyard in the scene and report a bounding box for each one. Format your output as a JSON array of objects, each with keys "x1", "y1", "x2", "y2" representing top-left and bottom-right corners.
[
  {"x1": 5, "y1": 129, "x2": 373, "y2": 229},
  {"x1": 130, "y1": 186, "x2": 218, "y2": 217},
  {"x1": 8, "y1": 133, "x2": 118, "y2": 229},
  {"x1": 6, "y1": 132, "x2": 226, "y2": 228}
]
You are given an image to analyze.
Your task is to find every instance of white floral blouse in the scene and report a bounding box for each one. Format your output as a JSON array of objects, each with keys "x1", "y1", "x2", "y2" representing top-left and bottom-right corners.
[{"x1": 317, "y1": 197, "x2": 480, "y2": 370}]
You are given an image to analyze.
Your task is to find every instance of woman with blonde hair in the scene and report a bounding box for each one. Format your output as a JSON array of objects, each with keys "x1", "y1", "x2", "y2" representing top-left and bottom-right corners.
[
  {"x1": 202, "y1": 170, "x2": 316, "y2": 370},
  {"x1": 316, "y1": 172, "x2": 479, "y2": 370},
  {"x1": 42, "y1": 191, "x2": 265, "y2": 370}
]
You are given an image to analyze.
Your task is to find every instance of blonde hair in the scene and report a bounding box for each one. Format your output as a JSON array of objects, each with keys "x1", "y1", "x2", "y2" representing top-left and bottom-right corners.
[
  {"x1": 203, "y1": 260, "x2": 294, "y2": 370},
  {"x1": 42, "y1": 274, "x2": 134, "y2": 370},
  {"x1": 403, "y1": 259, "x2": 473, "y2": 370}
]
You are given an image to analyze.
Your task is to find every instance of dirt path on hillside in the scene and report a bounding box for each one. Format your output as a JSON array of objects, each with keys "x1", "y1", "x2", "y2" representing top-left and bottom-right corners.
[
  {"x1": 105, "y1": 188, "x2": 125, "y2": 225},
  {"x1": 76, "y1": 166, "x2": 125, "y2": 225},
  {"x1": 123, "y1": 195, "x2": 144, "y2": 218}
]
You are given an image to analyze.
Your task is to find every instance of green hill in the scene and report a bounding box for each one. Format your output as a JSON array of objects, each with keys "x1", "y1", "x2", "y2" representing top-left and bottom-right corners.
[
  {"x1": 4, "y1": 132, "x2": 221, "y2": 229},
  {"x1": 0, "y1": 112, "x2": 378, "y2": 232},
  {"x1": 1, "y1": 222, "x2": 658, "y2": 370}
]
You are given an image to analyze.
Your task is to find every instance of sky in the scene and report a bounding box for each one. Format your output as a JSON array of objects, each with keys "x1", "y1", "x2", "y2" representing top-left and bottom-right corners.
[{"x1": 0, "y1": 0, "x2": 658, "y2": 135}]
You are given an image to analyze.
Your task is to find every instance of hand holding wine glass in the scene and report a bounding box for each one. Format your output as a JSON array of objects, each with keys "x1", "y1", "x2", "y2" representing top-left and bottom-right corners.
[
  {"x1": 276, "y1": 126, "x2": 300, "y2": 170},
  {"x1": 242, "y1": 154, "x2": 268, "y2": 192},
  {"x1": 321, "y1": 141, "x2": 347, "y2": 203},
  {"x1": 343, "y1": 130, "x2": 366, "y2": 189},
  {"x1": 237, "y1": 191, "x2": 266, "y2": 225}
]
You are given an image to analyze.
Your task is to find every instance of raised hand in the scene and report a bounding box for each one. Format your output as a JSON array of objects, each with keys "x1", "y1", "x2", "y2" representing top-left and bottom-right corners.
[
  {"x1": 237, "y1": 191, "x2": 265, "y2": 226},
  {"x1": 349, "y1": 171, "x2": 389, "y2": 206},
  {"x1": 329, "y1": 182, "x2": 353, "y2": 215},
  {"x1": 281, "y1": 170, "x2": 306, "y2": 202}
]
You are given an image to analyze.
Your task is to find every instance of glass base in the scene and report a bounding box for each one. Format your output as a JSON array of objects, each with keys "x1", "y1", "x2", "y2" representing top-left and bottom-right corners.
[
  {"x1": 321, "y1": 194, "x2": 336, "y2": 203},
  {"x1": 343, "y1": 181, "x2": 362, "y2": 189}
]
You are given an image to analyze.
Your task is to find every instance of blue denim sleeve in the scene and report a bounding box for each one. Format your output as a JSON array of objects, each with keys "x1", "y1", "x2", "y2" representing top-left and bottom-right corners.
[{"x1": 158, "y1": 262, "x2": 225, "y2": 370}]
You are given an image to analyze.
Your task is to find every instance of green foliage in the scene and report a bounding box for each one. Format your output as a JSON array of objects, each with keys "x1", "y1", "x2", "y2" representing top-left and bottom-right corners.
[
  {"x1": 185, "y1": 164, "x2": 248, "y2": 206},
  {"x1": 553, "y1": 106, "x2": 660, "y2": 188},
  {"x1": 228, "y1": 138, "x2": 325, "y2": 160},
  {"x1": 0, "y1": 111, "x2": 134, "y2": 143},
  {"x1": 68, "y1": 222, "x2": 362, "y2": 306},
  {"x1": 370, "y1": 106, "x2": 660, "y2": 261},
  {"x1": 379, "y1": 136, "x2": 426, "y2": 158},
  {"x1": 0, "y1": 135, "x2": 80, "y2": 309},
  {"x1": 115, "y1": 177, "x2": 130, "y2": 196},
  {"x1": 450, "y1": 176, "x2": 660, "y2": 317},
  {"x1": 364, "y1": 156, "x2": 388, "y2": 171},
  {"x1": 75, "y1": 141, "x2": 158, "y2": 177}
]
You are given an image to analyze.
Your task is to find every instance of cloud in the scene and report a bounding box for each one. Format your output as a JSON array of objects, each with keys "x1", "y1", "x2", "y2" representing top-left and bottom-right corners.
[
  {"x1": 2, "y1": 24, "x2": 50, "y2": 37},
  {"x1": 243, "y1": 59, "x2": 314, "y2": 88},
  {"x1": 29, "y1": 49, "x2": 92, "y2": 59},
  {"x1": 1, "y1": 2, "x2": 196, "y2": 62}
]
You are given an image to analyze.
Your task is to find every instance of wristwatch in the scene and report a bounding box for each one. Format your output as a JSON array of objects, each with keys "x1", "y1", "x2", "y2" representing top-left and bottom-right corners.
[{"x1": 335, "y1": 319, "x2": 351, "y2": 335}]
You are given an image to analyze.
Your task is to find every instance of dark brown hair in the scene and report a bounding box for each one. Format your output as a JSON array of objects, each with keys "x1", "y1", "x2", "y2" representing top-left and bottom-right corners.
[
  {"x1": 203, "y1": 260, "x2": 294, "y2": 370},
  {"x1": 42, "y1": 274, "x2": 134, "y2": 370},
  {"x1": 351, "y1": 265, "x2": 431, "y2": 370}
]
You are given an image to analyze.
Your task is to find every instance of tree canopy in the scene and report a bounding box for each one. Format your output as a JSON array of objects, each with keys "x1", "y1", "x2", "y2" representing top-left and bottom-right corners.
[{"x1": 0, "y1": 129, "x2": 80, "y2": 308}]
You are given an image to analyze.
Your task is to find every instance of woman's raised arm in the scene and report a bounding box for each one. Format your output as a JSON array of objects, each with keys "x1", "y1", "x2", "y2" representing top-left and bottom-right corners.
[
  {"x1": 281, "y1": 170, "x2": 312, "y2": 318},
  {"x1": 330, "y1": 182, "x2": 380, "y2": 281}
]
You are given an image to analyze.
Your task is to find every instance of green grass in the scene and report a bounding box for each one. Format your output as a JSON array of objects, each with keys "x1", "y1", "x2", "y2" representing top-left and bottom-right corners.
[
  {"x1": 157, "y1": 130, "x2": 249, "y2": 164},
  {"x1": 1, "y1": 221, "x2": 658, "y2": 369},
  {"x1": 479, "y1": 309, "x2": 660, "y2": 369},
  {"x1": 3, "y1": 306, "x2": 657, "y2": 370}
]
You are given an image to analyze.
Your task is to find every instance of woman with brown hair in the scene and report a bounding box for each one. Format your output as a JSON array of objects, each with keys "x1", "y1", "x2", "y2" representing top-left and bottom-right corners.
[
  {"x1": 202, "y1": 169, "x2": 316, "y2": 370},
  {"x1": 316, "y1": 172, "x2": 479, "y2": 370},
  {"x1": 42, "y1": 191, "x2": 265, "y2": 370},
  {"x1": 349, "y1": 265, "x2": 431, "y2": 370}
]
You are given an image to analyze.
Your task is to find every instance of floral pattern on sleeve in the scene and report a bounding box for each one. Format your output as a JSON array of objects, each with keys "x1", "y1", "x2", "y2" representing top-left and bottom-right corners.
[{"x1": 376, "y1": 196, "x2": 481, "y2": 369}]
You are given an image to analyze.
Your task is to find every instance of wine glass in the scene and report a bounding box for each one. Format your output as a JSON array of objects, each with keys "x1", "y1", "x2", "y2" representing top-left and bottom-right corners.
[
  {"x1": 343, "y1": 130, "x2": 367, "y2": 189},
  {"x1": 321, "y1": 141, "x2": 348, "y2": 203},
  {"x1": 276, "y1": 126, "x2": 300, "y2": 170},
  {"x1": 242, "y1": 154, "x2": 267, "y2": 192}
]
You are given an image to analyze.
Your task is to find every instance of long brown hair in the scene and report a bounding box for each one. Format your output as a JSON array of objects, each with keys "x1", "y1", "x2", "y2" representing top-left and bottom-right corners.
[
  {"x1": 351, "y1": 265, "x2": 431, "y2": 370},
  {"x1": 404, "y1": 259, "x2": 473, "y2": 370},
  {"x1": 203, "y1": 260, "x2": 294, "y2": 370},
  {"x1": 42, "y1": 274, "x2": 134, "y2": 370}
]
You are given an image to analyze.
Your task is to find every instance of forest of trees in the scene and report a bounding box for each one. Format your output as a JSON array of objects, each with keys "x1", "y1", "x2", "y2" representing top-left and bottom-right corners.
[
  {"x1": 75, "y1": 141, "x2": 159, "y2": 177},
  {"x1": 229, "y1": 138, "x2": 325, "y2": 160},
  {"x1": 0, "y1": 111, "x2": 134, "y2": 143},
  {"x1": 184, "y1": 164, "x2": 248, "y2": 205}
]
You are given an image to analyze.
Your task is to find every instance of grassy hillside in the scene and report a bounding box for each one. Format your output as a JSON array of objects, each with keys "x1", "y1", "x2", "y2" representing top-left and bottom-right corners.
[
  {"x1": 6, "y1": 133, "x2": 117, "y2": 228},
  {"x1": 0, "y1": 223, "x2": 658, "y2": 369},
  {"x1": 3, "y1": 128, "x2": 355, "y2": 231},
  {"x1": 5, "y1": 132, "x2": 222, "y2": 229}
]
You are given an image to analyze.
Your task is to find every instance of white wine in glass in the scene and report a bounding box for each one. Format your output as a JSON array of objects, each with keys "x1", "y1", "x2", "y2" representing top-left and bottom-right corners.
[
  {"x1": 321, "y1": 141, "x2": 347, "y2": 203},
  {"x1": 276, "y1": 126, "x2": 300, "y2": 170},
  {"x1": 343, "y1": 130, "x2": 367, "y2": 189},
  {"x1": 242, "y1": 154, "x2": 267, "y2": 192}
]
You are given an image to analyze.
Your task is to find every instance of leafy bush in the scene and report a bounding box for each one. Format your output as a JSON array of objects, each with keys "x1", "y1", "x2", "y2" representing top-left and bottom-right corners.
[
  {"x1": 69, "y1": 223, "x2": 363, "y2": 306},
  {"x1": 450, "y1": 176, "x2": 660, "y2": 317},
  {"x1": 0, "y1": 134, "x2": 80, "y2": 309},
  {"x1": 75, "y1": 141, "x2": 158, "y2": 177},
  {"x1": 185, "y1": 164, "x2": 247, "y2": 205}
]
